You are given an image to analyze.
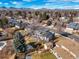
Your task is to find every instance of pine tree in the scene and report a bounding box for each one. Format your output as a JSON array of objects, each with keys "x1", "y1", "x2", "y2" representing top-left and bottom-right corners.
[
  {"x1": 0, "y1": 18, "x2": 8, "y2": 28},
  {"x1": 13, "y1": 32, "x2": 26, "y2": 53},
  {"x1": 40, "y1": 12, "x2": 49, "y2": 20}
]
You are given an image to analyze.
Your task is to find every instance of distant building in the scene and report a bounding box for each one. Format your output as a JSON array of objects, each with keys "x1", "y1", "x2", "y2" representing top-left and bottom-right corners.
[
  {"x1": 15, "y1": 21, "x2": 25, "y2": 29},
  {"x1": 8, "y1": 18, "x2": 17, "y2": 27},
  {"x1": 24, "y1": 24, "x2": 35, "y2": 35},
  {"x1": 73, "y1": 17, "x2": 79, "y2": 22},
  {"x1": 65, "y1": 22, "x2": 79, "y2": 34},
  {"x1": 68, "y1": 22, "x2": 79, "y2": 30},
  {"x1": 65, "y1": 28, "x2": 73, "y2": 34},
  {"x1": 25, "y1": 24, "x2": 55, "y2": 42},
  {"x1": 60, "y1": 17, "x2": 69, "y2": 23}
]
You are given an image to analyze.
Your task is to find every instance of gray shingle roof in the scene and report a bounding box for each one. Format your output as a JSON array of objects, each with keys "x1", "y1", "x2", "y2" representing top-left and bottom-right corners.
[
  {"x1": 68, "y1": 22, "x2": 79, "y2": 30},
  {"x1": 43, "y1": 32, "x2": 55, "y2": 40}
]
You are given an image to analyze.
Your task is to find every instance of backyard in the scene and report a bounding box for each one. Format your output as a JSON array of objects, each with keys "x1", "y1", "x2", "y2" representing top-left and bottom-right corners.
[{"x1": 32, "y1": 51, "x2": 56, "y2": 59}]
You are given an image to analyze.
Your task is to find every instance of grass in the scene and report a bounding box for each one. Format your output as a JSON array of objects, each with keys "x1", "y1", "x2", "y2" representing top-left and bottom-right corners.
[
  {"x1": 25, "y1": 36, "x2": 36, "y2": 44},
  {"x1": 32, "y1": 51, "x2": 56, "y2": 59}
]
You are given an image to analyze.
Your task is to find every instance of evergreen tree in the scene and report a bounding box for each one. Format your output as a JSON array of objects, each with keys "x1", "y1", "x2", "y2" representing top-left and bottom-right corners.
[
  {"x1": 0, "y1": 18, "x2": 8, "y2": 28},
  {"x1": 47, "y1": 20, "x2": 52, "y2": 26},
  {"x1": 2, "y1": 18, "x2": 8, "y2": 25},
  {"x1": 0, "y1": 20, "x2": 2, "y2": 28},
  {"x1": 13, "y1": 32, "x2": 26, "y2": 53},
  {"x1": 41, "y1": 12, "x2": 49, "y2": 20}
]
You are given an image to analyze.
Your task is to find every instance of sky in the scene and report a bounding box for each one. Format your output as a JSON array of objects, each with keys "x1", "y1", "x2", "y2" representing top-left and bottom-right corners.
[{"x1": 0, "y1": 0, "x2": 79, "y2": 9}]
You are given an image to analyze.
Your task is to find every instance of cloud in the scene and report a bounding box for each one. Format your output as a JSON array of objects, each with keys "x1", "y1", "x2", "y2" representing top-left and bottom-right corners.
[
  {"x1": 63, "y1": 5, "x2": 79, "y2": 9},
  {"x1": 0, "y1": 0, "x2": 78, "y2": 9},
  {"x1": 46, "y1": 0, "x2": 79, "y2": 2},
  {"x1": 29, "y1": 3, "x2": 59, "y2": 9},
  {"x1": 12, "y1": 1, "x2": 18, "y2": 4},
  {"x1": 46, "y1": 0, "x2": 64, "y2": 2},
  {"x1": 29, "y1": 2, "x2": 79, "y2": 9},
  {"x1": 0, "y1": 2, "x2": 2, "y2": 4},
  {"x1": 46, "y1": 0, "x2": 56, "y2": 2},
  {"x1": 29, "y1": 5, "x2": 41, "y2": 9},
  {"x1": 10, "y1": 1, "x2": 23, "y2": 8},
  {"x1": 63, "y1": 0, "x2": 79, "y2": 2},
  {"x1": 4, "y1": 3, "x2": 9, "y2": 5},
  {"x1": 23, "y1": 0, "x2": 32, "y2": 2}
]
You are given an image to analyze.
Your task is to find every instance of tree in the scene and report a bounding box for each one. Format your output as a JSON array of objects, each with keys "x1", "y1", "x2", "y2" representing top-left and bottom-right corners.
[
  {"x1": 0, "y1": 20, "x2": 2, "y2": 28},
  {"x1": 13, "y1": 32, "x2": 26, "y2": 53},
  {"x1": 0, "y1": 18, "x2": 8, "y2": 28},
  {"x1": 40, "y1": 12, "x2": 49, "y2": 20},
  {"x1": 9, "y1": 11, "x2": 13, "y2": 17},
  {"x1": 47, "y1": 20, "x2": 52, "y2": 26},
  {"x1": 16, "y1": 11, "x2": 22, "y2": 16},
  {"x1": 2, "y1": 18, "x2": 8, "y2": 25}
]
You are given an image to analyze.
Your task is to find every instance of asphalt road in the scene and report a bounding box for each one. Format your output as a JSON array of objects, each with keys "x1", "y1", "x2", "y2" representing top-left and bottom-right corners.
[{"x1": 68, "y1": 34, "x2": 79, "y2": 42}]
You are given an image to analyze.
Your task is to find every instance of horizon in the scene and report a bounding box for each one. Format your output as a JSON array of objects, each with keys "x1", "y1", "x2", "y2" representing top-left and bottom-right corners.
[{"x1": 0, "y1": 0, "x2": 79, "y2": 9}]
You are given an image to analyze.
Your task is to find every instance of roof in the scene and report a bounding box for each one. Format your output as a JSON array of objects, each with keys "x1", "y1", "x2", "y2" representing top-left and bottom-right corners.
[
  {"x1": 36, "y1": 26, "x2": 49, "y2": 32},
  {"x1": 34, "y1": 26, "x2": 49, "y2": 35},
  {"x1": 43, "y1": 32, "x2": 55, "y2": 39},
  {"x1": 26, "y1": 45, "x2": 33, "y2": 50},
  {"x1": 68, "y1": 22, "x2": 79, "y2": 30},
  {"x1": 9, "y1": 19, "x2": 17, "y2": 24}
]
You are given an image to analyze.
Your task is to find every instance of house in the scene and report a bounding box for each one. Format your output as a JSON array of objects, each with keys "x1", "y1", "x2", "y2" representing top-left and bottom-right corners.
[
  {"x1": 73, "y1": 17, "x2": 79, "y2": 22},
  {"x1": 44, "y1": 31, "x2": 55, "y2": 41},
  {"x1": 24, "y1": 24, "x2": 33, "y2": 34},
  {"x1": 25, "y1": 24, "x2": 55, "y2": 42},
  {"x1": 15, "y1": 21, "x2": 25, "y2": 29},
  {"x1": 65, "y1": 22, "x2": 79, "y2": 34},
  {"x1": 60, "y1": 16, "x2": 69, "y2": 23},
  {"x1": 8, "y1": 18, "x2": 25, "y2": 29},
  {"x1": 8, "y1": 18, "x2": 17, "y2": 27},
  {"x1": 65, "y1": 28, "x2": 73, "y2": 34},
  {"x1": 34, "y1": 27, "x2": 55, "y2": 42},
  {"x1": 24, "y1": 24, "x2": 38, "y2": 36},
  {"x1": 67, "y1": 22, "x2": 79, "y2": 30}
]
